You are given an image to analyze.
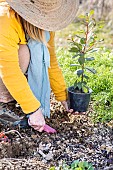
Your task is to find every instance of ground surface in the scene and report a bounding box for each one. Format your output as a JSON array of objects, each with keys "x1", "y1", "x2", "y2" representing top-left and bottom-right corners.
[{"x1": 0, "y1": 96, "x2": 113, "y2": 170}]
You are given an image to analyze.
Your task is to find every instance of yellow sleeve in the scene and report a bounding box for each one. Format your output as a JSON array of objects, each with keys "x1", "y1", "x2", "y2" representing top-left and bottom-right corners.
[
  {"x1": 0, "y1": 8, "x2": 40, "y2": 113},
  {"x1": 48, "y1": 32, "x2": 67, "y2": 101}
]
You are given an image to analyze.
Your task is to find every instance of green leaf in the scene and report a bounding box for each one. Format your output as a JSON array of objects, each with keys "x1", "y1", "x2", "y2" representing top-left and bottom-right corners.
[
  {"x1": 98, "y1": 39, "x2": 104, "y2": 42},
  {"x1": 83, "y1": 161, "x2": 89, "y2": 167},
  {"x1": 87, "y1": 163, "x2": 94, "y2": 170},
  {"x1": 71, "y1": 160, "x2": 79, "y2": 168},
  {"x1": 78, "y1": 56, "x2": 85, "y2": 65},
  {"x1": 79, "y1": 14, "x2": 86, "y2": 19},
  {"x1": 80, "y1": 38, "x2": 86, "y2": 44},
  {"x1": 62, "y1": 162, "x2": 70, "y2": 170},
  {"x1": 49, "y1": 167, "x2": 56, "y2": 170},
  {"x1": 69, "y1": 47, "x2": 79, "y2": 53},
  {"x1": 82, "y1": 81, "x2": 87, "y2": 85},
  {"x1": 74, "y1": 81, "x2": 78, "y2": 89},
  {"x1": 89, "y1": 41, "x2": 95, "y2": 47},
  {"x1": 83, "y1": 74, "x2": 89, "y2": 79},
  {"x1": 88, "y1": 21, "x2": 95, "y2": 27},
  {"x1": 75, "y1": 168, "x2": 82, "y2": 170},
  {"x1": 77, "y1": 82, "x2": 82, "y2": 90},
  {"x1": 73, "y1": 53, "x2": 84, "y2": 58},
  {"x1": 78, "y1": 162, "x2": 84, "y2": 168},
  {"x1": 88, "y1": 48, "x2": 99, "y2": 53},
  {"x1": 86, "y1": 67, "x2": 96, "y2": 74},
  {"x1": 89, "y1": 10, "x2": 94, "y2": 16},
  {"x1": 88, "y1": 166, "x2": 95, "y2": 170},
  {"x1": 75, "y1": 35, "x2": 82, "y2": 39},
  {"x1": 82, "y1": 85, "x2": 89, "y2": 93},
  {"x1": 78, "y1": 30, "x2": 85, "y2": 34},
  {"x1": 73, "y1": 42, "x2": 82, "y2": 50},
  {"x1": 72, "y1": 54, "x2": 80, "y2": 58},
  {"x1": 85, "y1": 57, "x2": 95, "y2": 61},
  {"x1": 77, "y1": 70, "x2": 84, "y2": 76}
]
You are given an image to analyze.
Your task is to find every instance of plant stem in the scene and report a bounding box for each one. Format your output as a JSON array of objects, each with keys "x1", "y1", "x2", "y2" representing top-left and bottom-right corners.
[
  {"x1": 82, "y1": 64, "x2": 84, "y2": 82},
  {"x1": 81, "y1": 21, "x2": 89, "y2": 84},
  {"x1": 83, "y1": 21, "x2": 89, "y2": 53},
  {"x1": 86, "y1": 39, "x2": 96, "y2": 52}
]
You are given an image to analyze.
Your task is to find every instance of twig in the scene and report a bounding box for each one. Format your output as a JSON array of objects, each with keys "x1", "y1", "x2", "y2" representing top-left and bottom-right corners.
[
  {"x1": 55, "y1": 153, "x2": 63, "y2": 161},
  {"x1": 4, "y1": 130, "x2": 23, "y2": 138},
  {"x1": 1, "y1": 158, "x2": 27, "y2": 161}
]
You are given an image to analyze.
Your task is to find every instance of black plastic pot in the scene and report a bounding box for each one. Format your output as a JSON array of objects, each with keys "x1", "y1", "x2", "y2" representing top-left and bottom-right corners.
[{"x1": 68, "y1": 86, "x2": 92, "y2": 112}]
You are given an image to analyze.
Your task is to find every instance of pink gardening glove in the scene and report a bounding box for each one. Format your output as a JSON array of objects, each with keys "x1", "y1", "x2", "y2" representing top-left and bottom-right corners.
[{"x1": 43, "y1": 124, "x2": 57, "y2": 133}]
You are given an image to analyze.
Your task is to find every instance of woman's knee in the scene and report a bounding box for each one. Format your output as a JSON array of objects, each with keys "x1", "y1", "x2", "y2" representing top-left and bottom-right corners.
[{"x1": 18, "y1": 44, "x2": 30, "y2": 74}]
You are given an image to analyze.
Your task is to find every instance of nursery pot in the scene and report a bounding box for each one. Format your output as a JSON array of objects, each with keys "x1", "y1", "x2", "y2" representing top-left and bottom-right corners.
[{"x1": 68, "y1": 86, "x2": 92, "y2": 112}]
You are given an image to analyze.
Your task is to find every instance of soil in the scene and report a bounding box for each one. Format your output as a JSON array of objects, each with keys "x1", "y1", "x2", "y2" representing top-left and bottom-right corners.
[
  {"x1": 68, "y1": 86, "x2": 92, "y2": 94},
  {"x1": 68, "y1": 86, "x2": 84, "y2": 93},
  {"x1": 0, "y1": 94, "x2": 113, "y2": 170}
]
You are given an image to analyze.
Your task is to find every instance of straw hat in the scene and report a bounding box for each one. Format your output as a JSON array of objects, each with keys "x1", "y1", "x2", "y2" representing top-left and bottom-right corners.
[{"x1": 6, "y1": 0, "x2": 79, "y2": 31}]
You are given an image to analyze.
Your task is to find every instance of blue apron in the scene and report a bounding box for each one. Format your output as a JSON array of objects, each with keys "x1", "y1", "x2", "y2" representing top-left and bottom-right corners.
[{"x1": 27, "y1": 31, "x2": 51, "y2": 118}]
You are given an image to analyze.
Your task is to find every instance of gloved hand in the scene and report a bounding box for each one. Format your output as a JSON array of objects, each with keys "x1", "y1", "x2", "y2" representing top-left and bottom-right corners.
[
  {"x1": 43, "y1": 124, "x2": 56, "y2": 133},
  {"x1": 13, "y1": 112, "x2": 56, "y2": 134}
]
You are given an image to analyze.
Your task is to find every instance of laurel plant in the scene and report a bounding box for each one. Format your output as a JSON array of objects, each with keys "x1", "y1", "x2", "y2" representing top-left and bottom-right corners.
[{"x1": 69, "y1": 10, "x2": 102, "y2": 93}]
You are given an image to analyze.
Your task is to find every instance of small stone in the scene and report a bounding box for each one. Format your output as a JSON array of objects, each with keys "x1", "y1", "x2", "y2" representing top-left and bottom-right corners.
[
  {"x1": 46, "y1": 151, "x2": 53, "y2": 161},
  {"x1": 106, "y1": 146, "x2": 113, "y2": 153},
  {"x1": 39, "y1": 142, "x2": 44, "y2": 151},
  {"x1": 47, "y1": 143, "x2": 51, "y2": 148},
  {"x1": 38, "y1": 150, "x2": 46, "y2": 158},
  {"x1": 57, "y1": 141, "x2": 60, "y2": 145},
  {"x1": 87, "y1": 148, "x2": 94, "y2": 154},
  {"x1": 31, "y1": 135, "x2": 38, "y2": 140},
  {"x1": 100, "y1": 144, "x2": 106, "y2": 150}
]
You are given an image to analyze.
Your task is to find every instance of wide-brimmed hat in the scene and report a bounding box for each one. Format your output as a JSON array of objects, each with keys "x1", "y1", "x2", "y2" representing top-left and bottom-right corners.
[{"x1": 6, "y1": 0, "x2": 79, "y2": 31}]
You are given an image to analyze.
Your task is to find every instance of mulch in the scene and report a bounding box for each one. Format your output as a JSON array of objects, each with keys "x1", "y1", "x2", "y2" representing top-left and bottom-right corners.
[{"x1": 0, "y1": 95, "x2": 113, "y2": 170}]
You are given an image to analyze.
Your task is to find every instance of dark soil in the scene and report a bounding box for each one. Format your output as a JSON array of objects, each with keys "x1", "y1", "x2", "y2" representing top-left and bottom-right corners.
[
  {"x1": 68, "y1": 86, "x2": 84, "y2": 93},
  {"x1": 0, "y1": 95, "x2": 113, "y2": 170}
]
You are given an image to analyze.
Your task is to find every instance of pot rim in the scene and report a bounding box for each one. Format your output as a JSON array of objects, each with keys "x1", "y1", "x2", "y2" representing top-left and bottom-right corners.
[{"x1": 68, "y1": 86, "x2": 93, "y2": 94}]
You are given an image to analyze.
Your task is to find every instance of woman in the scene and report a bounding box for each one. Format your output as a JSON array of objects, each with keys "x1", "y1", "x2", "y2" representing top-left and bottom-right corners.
[{"x1": 0, "y1": 0, "x2": 79, "y2": 132}]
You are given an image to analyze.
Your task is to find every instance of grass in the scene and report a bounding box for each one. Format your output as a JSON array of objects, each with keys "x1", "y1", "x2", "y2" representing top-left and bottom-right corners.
[{"x1": 55, "y1": 22, "x2": 113, "y2": 123}]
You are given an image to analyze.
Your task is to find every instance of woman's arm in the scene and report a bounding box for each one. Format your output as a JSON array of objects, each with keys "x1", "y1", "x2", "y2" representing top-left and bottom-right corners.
[
  {"x1": 48, "y1": 32, "x2": 74, "y2": 113},
  {"x1": 48, "y1": 32, "x2": 67, "y2": 101}
]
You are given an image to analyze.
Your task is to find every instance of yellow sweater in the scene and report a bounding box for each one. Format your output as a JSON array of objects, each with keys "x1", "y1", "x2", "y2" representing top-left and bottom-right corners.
[{"x1": 0, "y1": 1, "x2": 67, "y2": 113}]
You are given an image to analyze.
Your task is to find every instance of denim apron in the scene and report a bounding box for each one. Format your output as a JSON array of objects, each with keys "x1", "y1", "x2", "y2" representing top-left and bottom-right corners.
[{"x1": 27, "y1": 31, "x2": 51, "y2": 118}]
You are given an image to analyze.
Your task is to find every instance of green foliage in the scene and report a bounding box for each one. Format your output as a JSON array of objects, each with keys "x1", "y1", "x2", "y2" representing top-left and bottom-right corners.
[
  {"x1": 57, "y1": 45, "x2": 113, "y2": 122},
  {"x1": 49, "y1": 160, "x2": 94, "y2": 170},
  {"x1": 49, "y1": 167, "x2": 56, "y2": 170},
  {"x1": 71, "y1": 160, "x2": 94, "y2": 170},
  {"x1": 68, "y1": 11, "x2": 102, "y2": 93}
]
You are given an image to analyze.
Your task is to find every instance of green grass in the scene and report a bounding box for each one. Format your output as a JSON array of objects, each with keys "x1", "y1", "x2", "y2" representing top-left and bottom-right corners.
[{"x1": 55, "y1": 22, "x2": 113, "y2": 123}]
